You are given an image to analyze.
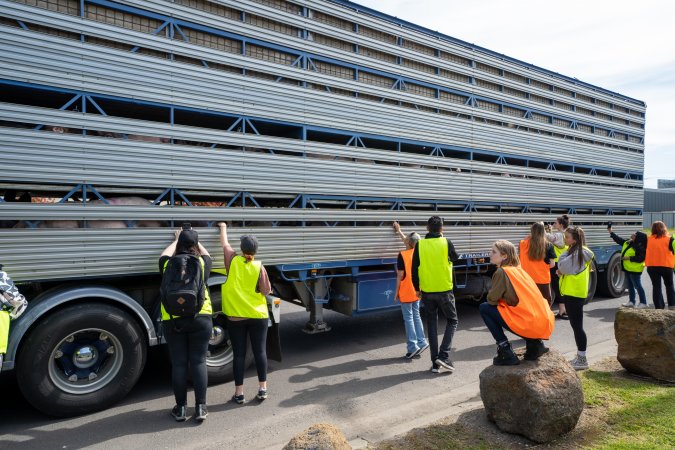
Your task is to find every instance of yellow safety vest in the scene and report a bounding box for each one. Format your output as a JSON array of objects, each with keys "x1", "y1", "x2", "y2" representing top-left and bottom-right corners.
[
  {"x1": 559, "y1": 247, "x2": 594, "y2": 299},
  {"x1": 553, "y1": 244, "x2": 569, "y2": 263},
  {"x1": 0, "y1": 310, "x2": 9, "y2": 354},
  {"x1": 222, "y1": 256, "x2": 268, "y2": 319},
  {"x1": 621, "y1": 242, "x2": 644, "y2": 273},
  {"x1": 418, "y1": 237, "x2": 454, "y2": 292},
  {"x1": 161, "y1": 257, "x2": 213, "y2": 320}
]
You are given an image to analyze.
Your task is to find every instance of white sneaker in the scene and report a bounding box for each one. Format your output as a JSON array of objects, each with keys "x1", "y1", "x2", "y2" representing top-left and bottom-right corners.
[
  {"x1": 621, "y1": 301, "x2": 635, "y2": 308},
  {"x1": 570, "y1": 355, "x2": 589, "y2": 370},
  {"x1": 636, "y1": 303, "x2": 649, "y2": 309}
]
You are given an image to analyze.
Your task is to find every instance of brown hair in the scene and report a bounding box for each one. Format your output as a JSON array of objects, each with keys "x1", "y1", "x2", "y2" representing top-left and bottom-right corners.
[
  {"x1": 494, "y1": 240, "x2": 520, "y2": 267},
  {"x1": 528, "y1": 222, "x2": 547, "y2": 261},
  {"x1": 651, "y1": 221, "x2": 668, "y2": 237},
  {"x1": 557, "y1": 214, "x2": 570, "y2": 229},
  {"x1": 565, "y1": 226, "x2": 587, "y2": 267}
]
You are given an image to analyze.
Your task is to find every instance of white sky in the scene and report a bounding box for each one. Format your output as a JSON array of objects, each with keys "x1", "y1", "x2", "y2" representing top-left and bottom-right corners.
[{"x1": 354, "y1": 0, "x2": 675, "y2": 188}]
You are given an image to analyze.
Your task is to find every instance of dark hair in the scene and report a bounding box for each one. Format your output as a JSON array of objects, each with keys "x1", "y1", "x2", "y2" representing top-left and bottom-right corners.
[
  {"x1": 651, "y1": 221, "x2": 668, "y2": 237},
  {"x1": 557, "y1": 214, "x2": 570, "y2": 229},
  {"x1": 427, "y1": 216, "x2": 443, "y2": 233},
  {"x1": 565, "y1": 226, "x2": 586, "y2": 267},
  {"x1": 176, "y1": 242, "x2": 199, "y2": 256},
  {"x1": 528, "y1": 222, "x2": 546, "y2": 261}
]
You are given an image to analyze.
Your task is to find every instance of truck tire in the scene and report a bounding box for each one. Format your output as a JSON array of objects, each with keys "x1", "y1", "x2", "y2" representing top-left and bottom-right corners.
[
  {"x1": 597, "y1": 252, "x2": 626, "y2": 298},
  {"x1": 585, "y1": 261, "x2": 599, "y2": 305},
  {"x1": 16, "y1": 303, "x2": 146, "y2": 417},
  {"x1": 205, "y1": 314, "x2": 253, "y2": 385}
]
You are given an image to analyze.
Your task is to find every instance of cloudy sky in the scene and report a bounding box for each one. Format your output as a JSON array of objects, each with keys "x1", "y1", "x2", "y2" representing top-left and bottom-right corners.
[{"x1": 354, "y1": 0, "x2": 675, "y2": 188}]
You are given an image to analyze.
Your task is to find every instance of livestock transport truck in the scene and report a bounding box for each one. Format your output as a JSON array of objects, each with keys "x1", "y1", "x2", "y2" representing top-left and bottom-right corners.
[{"x1": 0, "y1": 0, "x2": 645, "y2": 416}]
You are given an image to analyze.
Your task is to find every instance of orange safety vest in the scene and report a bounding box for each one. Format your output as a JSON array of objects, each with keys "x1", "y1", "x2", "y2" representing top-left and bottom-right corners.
[
  {"x1": 645, "y1": 234, "x2": 675, "y2": 268},
  {"x1": 397, "y1": 249, "x2": 418, "y2": 303},
  {"x1": 497, "y1": 266, "x2": 555, "y2": 340},
  {"x1": 519, "y1": 238, "x2": 552, "y2": 284}
]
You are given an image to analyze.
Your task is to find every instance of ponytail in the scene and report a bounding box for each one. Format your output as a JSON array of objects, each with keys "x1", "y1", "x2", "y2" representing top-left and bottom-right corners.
[{"x1": 557, "y1": 214, "x2": 570, "y2": 229}]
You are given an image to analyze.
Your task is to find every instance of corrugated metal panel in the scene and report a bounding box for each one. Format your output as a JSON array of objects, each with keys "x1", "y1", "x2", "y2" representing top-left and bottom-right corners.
[
  {"x1": 0, "y1": 130, "x2": 644, "y2": 208},
  {"x1": 0, "y1": 103, "x2": 644, "y2": 189},
  {"x1": 0, "y1": 225, "x2": 637, "y2": 282},
  {"x1": 644, "y1": 189, "x2": 675, "y2": 212},
  {"x1": 643, "y1": 212, "x2": 675, "y2": 229},
  {"x1": 0, "y1": 16, "x2": 645, "y2": 160}
]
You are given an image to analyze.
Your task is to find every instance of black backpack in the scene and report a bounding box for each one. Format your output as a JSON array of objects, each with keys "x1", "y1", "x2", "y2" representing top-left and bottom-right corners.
[{"x1": 160, "y1": 254, "x2": 205, "y2": 318}]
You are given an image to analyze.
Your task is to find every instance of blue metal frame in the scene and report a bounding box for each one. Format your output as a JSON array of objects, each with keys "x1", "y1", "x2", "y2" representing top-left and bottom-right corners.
[
  {"x1": 80, "y1": 0, "x2": 645, "y2": 144},
  {"x1": 1, "y1": 79, "x2": 643, "y2": 181}
]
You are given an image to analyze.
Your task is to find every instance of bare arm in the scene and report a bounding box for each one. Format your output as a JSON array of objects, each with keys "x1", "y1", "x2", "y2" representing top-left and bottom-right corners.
[
  {"x1": 394, "y1": 270, "x2": 404, "y2": 302},
  {"x1": 217, "y1": 222, "x2": 229, "y2": 248},
  {"x1": 392, "y1": 222, "x2": 407, "y2": 246},
  {"x1": 197, "y1": 242, "x2": 211, "y2": 257},
  {"x1": 160, "y1": 230, "x2": 180, "y2": 257}
]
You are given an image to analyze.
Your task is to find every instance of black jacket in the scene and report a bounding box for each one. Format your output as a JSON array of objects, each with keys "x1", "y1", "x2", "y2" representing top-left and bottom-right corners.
[{"x1": 610, "y1": 232, "x2": 646, "y2": 266}]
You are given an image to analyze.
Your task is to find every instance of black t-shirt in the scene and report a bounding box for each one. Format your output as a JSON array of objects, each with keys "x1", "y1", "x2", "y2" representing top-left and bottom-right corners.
[
  {"x1": 544, "y1": 243, "x2": 557, "y2": 265},
  {"x1": 159, "y1": 254, "x2": 212, "y2": 283}
]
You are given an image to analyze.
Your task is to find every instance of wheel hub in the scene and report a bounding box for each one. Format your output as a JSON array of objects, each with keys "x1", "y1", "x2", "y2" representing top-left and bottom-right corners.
[{"x1": 73, "y1": 346, "x2": 99, "y2": 369}]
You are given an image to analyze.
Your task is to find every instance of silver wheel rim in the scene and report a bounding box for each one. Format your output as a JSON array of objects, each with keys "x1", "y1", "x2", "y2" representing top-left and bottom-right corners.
[
  {"x1": 48, "y1": 328, "x2": 124, "y2": 395},
  {"x1": 206, "y1": 320, "x2": 233, "y2": 368},
  {"x1": 611, "y1": 259, "x2": 625, "y2": 292}
]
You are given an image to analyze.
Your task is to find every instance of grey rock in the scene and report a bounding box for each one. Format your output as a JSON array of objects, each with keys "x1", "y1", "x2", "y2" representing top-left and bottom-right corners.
[
  {"x1": 479, "y1": 349, "x2": 584, "y2": 443},
  {"x1": 615, "y1": 308, "x2": 675, "y2": 382}
]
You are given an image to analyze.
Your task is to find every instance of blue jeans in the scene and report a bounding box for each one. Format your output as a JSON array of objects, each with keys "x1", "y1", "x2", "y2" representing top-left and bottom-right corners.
[
  {"x1": 479, "y1": 302, "x2": 512, "y2": 344},
  {"x1": 400, "y1": 300, "x2": 427, "y2": 354},
  {"x1": 422, "y1": 291, "x2": 458, "y2": 363},
  {"x1": 626, "y1": 271, "x2": 647, "y2": 305}
]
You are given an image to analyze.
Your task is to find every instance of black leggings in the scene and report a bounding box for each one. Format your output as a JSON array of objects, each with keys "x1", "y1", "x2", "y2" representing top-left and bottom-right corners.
[
  {"x1": 563, "y1": 296, "x2": 586, "y2": 351},
  {"x1": 228, "y1": 318, "x2": 268, "y2": 386},
  {"x1": 164, "y1": 315, "x2": 213, "y2": 406},
  {"x1": 646, "y1": 266, "x2": 675, "y2": 309}
]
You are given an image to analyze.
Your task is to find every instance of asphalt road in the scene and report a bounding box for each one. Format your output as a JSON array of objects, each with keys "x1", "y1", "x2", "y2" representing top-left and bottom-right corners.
[{"x1": 0, "y1": 284, "x2": 645, "y2": 449}]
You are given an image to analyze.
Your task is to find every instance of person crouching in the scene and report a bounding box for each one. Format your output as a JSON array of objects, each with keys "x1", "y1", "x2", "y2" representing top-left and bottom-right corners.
[{"x1": 479, "y1": 240, "x2": 555, "y2": 365}]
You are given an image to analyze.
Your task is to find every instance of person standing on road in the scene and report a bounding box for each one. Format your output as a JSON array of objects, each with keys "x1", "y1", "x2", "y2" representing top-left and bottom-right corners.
[
  {"x1": 159, "y1": 227, "x2": 213, "y2": 422},
  {"x1": 393, "y1": 222, "x2": 429, "y2": 359},
  {"x1": 645, "y1": 221, "x2": 675, "y2": 310},
  {"x1": 480, "y1": 240, "x2": 554, "y2": 365},
  {"x1": 546, "y1": 214, "x2": 571, "y2": 319},
  {"x1": 557, "y1": 226, "x2": 594, "y2": 370},
  {"x1": 412, "y1": 216, "x2": 459, "y2": 374},
  {"x1": 607, "y1": 225, "x2": 648, "y2": 308},
  {"x1": 0, "y1": 264, "x2": 28, "y2": 368},
  {"x1": 520, "y1": 222, "x2": 557, "y2": 307},
  {"x1": 218, "y1": 222, "x2": 272, "y2": 404}
]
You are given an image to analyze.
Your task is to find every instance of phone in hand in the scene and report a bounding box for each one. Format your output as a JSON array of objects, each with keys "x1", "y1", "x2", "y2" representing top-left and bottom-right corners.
[
  {"x1": 607, "y1": 222, "x2": 612, "y2": 230},
  {"x1": 182, "y1": 222, "x2": 192, "y2": 230}
]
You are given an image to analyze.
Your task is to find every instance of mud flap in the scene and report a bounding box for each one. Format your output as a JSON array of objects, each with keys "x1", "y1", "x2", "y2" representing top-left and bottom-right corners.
[{"x1": 266, "y1": 295, "x2": 282, "y2": 362}]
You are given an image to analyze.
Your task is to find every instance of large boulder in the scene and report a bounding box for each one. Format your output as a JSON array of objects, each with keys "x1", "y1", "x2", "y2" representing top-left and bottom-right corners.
[
  {"x1": 283, "y1": 423, "x2": 351, "y2": 450},
  {"x1": 615, "y1": 308, "x2": 675, "y2": 382},
  {"x1": 479, "y1": 349, "x2": 584, "y2": 443}
]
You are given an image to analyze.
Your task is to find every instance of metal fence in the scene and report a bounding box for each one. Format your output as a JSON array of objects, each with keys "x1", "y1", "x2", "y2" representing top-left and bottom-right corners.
[{"x1": 643, "y1": 212, "x2": 675, "y2": 229}]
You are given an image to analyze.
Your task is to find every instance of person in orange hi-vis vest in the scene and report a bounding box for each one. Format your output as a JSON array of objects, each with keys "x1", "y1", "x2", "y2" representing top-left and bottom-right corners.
[
  {"x1": 393, "y1": 222, "x2": 429, "y2": 359},
  {"x1": 479, "y1": 240, "x2": 555, "y2": 365},
  {"x1": 644, "y1": 221, "x2": 675, "y2": 310},
  {"x1": 520, "y1": 222, "x2": 557, "y2": 307}
]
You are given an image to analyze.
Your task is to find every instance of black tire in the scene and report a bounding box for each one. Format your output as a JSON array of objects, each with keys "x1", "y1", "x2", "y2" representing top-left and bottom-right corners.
[
  {"x1": 597, "y1": 252, "x2": 626, "y2": 298},
  {"x1": 585, "y1": 261, "x2": 599, "y2": 305},
  {"x1": 205, "y1": 314, "x2": 253, "y2": 385},
  {"x1": 16, "y1": 303, "x2": 146, "y2": 417}
]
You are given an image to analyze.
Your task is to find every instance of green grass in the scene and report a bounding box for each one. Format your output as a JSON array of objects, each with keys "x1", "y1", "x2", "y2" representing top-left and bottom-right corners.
[{"x1": 581, "y1": 370, "x2": 675, "y2": 449}]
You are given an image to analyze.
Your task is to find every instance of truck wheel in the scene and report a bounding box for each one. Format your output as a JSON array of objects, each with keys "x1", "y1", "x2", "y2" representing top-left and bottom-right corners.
[
  {"x1": 598, "y1": 252, "x2": 626, "y2": 298},
  {"x1": 16, "y1": 303, "x2": 146, "y2": 417},
  {"x1": 585, "y1": 261, "x2": 599, "y2": 304},
  {"x1": 205, "y1": 314, "x2": 253, "y2": 385}
]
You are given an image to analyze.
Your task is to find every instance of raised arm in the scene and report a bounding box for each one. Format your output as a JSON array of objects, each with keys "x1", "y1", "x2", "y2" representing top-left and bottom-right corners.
[
  {"x1": 392, "y1": 222, "x2": 407, "y2": 245},
  {"x1": 217, "y1": 222, "x2": 229, "y2": 248},
  {"x1": 160, "y1": 230, "x2": 180, "y2": 257}
]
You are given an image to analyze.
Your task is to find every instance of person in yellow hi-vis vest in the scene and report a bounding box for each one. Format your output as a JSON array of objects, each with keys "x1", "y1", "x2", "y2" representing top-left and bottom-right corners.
[
  {"x1": 159, "y1": 227, "x2": 213, "y2": 422},
  {"x1": 412, "y1": 216, "x2": 459, "y2": 374},
  {"x1": 546, "y1": 214, "x2": 571, "y2": 319},
  {"x1": 480, "y1": 240, "x2": 555, "y2": 365},
  {"x1": 218, "y1": 222, "x2": 272, "y2": 405},
  {"x1": 557, "y1": 226, "x2": 594, "y2": 371},
  {"x1": 1, "y1": 264, "x2": 28, "y2": 370}
]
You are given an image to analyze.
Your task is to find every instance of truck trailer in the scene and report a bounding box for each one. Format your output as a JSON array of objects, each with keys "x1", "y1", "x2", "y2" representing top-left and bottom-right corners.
[{"x1": 0, "y1": 0, "x2": 645, "y2": 416}]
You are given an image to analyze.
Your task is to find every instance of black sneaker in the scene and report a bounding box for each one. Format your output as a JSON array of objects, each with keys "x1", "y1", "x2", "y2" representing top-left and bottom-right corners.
[
  {"x1": 232, "y1": 394, "x2": 245, "y2": 404},
  {"x1": 171, "y1": 404, "x2": 187, "y2": 422},
  {"x1": 404, "y1": 352, "x2": 415, "y2": 359},
  {"x1": 256, "y1": 389, "x2": 268, "y2": 401},
  {"x1": 412, "y1": 343, "x2": 430, "y2": 358},
  {"x1": 435, "y1": 358, "x2": 455, "y2": 373},
  {"x1": 524, "y1": 339, "x2": 550, "y2": 361},
  {"x1": 430, "y1": 364, "x2": 440, "y2": 374},
  {"x1": 493, "y1": 343, "x2": 520, "y2": 366},
  {"x1": 195, "y1": 404, "x2": 208, "y2": 421}
]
